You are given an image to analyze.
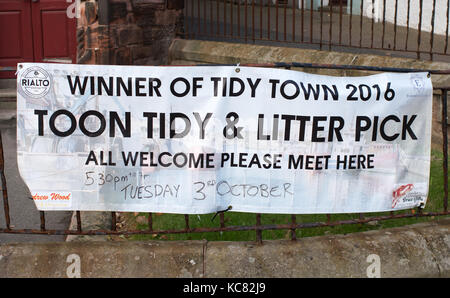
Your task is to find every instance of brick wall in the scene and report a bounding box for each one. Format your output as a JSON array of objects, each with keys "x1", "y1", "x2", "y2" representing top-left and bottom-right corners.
[{"x1": 77, "y1": 0, "x2": 184, "y2": 65}]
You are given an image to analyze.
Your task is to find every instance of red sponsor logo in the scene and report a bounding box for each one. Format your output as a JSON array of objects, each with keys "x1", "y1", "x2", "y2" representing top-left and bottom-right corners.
[
  {"x1": 32, "y1": 194, "x2": 48, "y2": 200},
  {"x1": 32, "y1": 193, "x2": 71, "y2": 201},
  {"x1": 50, "y1": 193, "x2": 71, "y2": 200},
  {"x1": 392, "y1": 184, "x2": 414, "y2": 208}
]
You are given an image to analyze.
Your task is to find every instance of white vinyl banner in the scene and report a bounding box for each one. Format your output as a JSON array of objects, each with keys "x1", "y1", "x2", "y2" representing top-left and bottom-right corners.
[{"x1": 16, "y1": 63, "x2": 433, "y2": 214}]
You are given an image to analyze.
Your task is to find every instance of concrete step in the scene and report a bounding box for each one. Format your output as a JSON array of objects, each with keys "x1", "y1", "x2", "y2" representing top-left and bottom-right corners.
[
  {"x1": 0, "y1": 85, "x2": 17, "y2": 117},
  {"x1": 0, "y1": 89, "x2": 16, "y2": 117},
  {"x1": 0, "y1": 79, "x2": 16, "y2": 89},
  {"x1": 0, "y1": 79, "x2": 17, "y2": 107},
  {"x1": 0, "y1": 108, "x2": 16, "y2": 121},
  {"x1": 0, "y1": 88, "x2": 16, "y2": 100}
]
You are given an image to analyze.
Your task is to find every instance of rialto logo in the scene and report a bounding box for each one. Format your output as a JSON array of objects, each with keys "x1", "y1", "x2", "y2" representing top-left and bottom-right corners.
[
  {"x1": 19, "y1": 66, "x2": 52, "y2": 98},
  {"x1": 392, "y1": 184, "x2": 414, "y2": 208}
]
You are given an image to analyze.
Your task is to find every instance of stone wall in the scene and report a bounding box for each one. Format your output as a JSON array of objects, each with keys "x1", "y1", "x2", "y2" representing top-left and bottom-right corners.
[
  {"x1": 2, "y1": 219, "x2": 449, "y2": 277},
  {"x1": 77, "y1": 0, "x2": 184, "y2": 65}
]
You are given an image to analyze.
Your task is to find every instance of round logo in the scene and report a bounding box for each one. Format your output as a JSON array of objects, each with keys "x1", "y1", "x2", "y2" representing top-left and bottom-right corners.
[{"x1": 19, "y1": 66, "x2": 52, "y2": 98}]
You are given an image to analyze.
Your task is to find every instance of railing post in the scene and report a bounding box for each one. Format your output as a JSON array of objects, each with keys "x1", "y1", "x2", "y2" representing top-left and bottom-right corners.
[
  {"x1": 76, "y1": 211, "x2": 82, "y2": 232},
  {"x1": 40, "y1": 211, "x2": 46, "y2": 231},
  {"x1": 442, "y1": 89, "x2": 449, "y2": 212},
  {"x1": 0, "y1": 132, "x2": 10, "y2": 230},
  {"x1": 255, "y1": 213, "x2": 262, "y2": 244},
  {"x1": 111, "y1": 212, "x2": 117, "y2": 231}
]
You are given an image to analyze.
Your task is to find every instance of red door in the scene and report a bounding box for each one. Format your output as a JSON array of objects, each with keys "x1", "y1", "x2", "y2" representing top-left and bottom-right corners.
[
  {"x1": 0, "y1": 0, "x2": 76, "y2": 79},
  {"x1": 0, "y1": 0, "x2": 34, "y2": 78}
]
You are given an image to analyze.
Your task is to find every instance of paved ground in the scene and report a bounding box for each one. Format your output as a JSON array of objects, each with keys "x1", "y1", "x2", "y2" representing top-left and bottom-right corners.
[{"x1": 0, "y1": 110, "x2": 72, "y2": 243}]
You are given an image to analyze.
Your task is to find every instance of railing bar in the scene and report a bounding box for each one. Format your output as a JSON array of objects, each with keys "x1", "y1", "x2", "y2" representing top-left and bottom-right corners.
[
  {"x1": 197, "y1": 0, "x2": 201, "y2": 35},
  {"x1": 349, "y1": 0, "x2": 353, "y2": 47},
  {"x1": 191, "y1": 0, "x2": 194, "y2": 38},
  {"x1": 319, "y1": 0, "x2": 323, "y2": 50},
  {"x1": 1, "y1": 212, "x2": 448, "y2": 236},
  {"x1": 359, "y1": 0, "x2": 363, "y2": 48},
  {"x1": 238, "y1": 0, "x2": 241, "y2": 38},
  {"x1": 148, "y1": 212, "x2": 153, "y2": 232},
  {"x1": 224, "y1": 0, "x2": 227, "y2": 36},
  {"x1": 290, "y1": 214, "x2": 297, "y2": 241},
  {"x1": 382, "y1": 0, "x2": 386, "y2": 49},
  {"x1": 203, "y1": 0, "x2": 207, "y2": 35},
  {"x1": 0, "y1": 131, "x2": 11, "y2": 230},
  {"x1": 260, "y1": 0, "x2": 263, "y2": 39},
  {"x1": 301, "y1": 0, "x2": 304, "y2": 42},
  {"x1": 267, "y1": 0, "x2": 270, "y2": 40},
  {"x1": 255, "y1": 213, "x2": 262, "y2": 244},
  {"x1": 339, "y1": 0, "x2": 343, "y2": 45},
  {"x1": 219, "y1": 212, "x2": 225, "y2": 228},
  {"x1": 215, "y1": 0, "x2": 219, "y2": 36},
  {"x1": 371, "y1": 0, "x2": 374, "y2": 49},
  {"x1": 209, "y1": 0, "x2": 213, "y2": 36},
  {"x1": 185, "y1": 214, "x2": 190, "y2": 231},
  {"x1": 245, "y1": 0, "x2": 248, "y2": 42},
  {"x1": 442, "y1": 89, "x2": 449, "y2": 212},
  {"x1": 252, "y1": 0, "x2": 255, "y2": 42},
  {"x1": 417, "y1": 0, "x2": 423, "y2": 59},
  {"x1": 111, "y1": 212, "x2": 117, "y2": 231},
  {"x1": 405, "y1": 0, "x2": 410, "y2": 51},
  {"x1": 184, "y1": 0, "x2": 188, "y2": 38},
  {"x1": 230, "y1": 0, "x2": 233, "y2": 36},
  {"x1": 76, "y1": 211, "x2": 82, "y2": 232},
  {"x1": 445, "y1": 0, "x2": 450, "y2": 54},
  {"x1": 393, "y1": 0, "x2": 398, "y2": 51},
  {"x1": 430, "y1": 0, "x2": 436, "y2": 60},
  {"x1": 276, "y1": 0, "x2": 279, "y2": 41},
  {"x1": 283, "y1": 0, "x2": 287, "y2": 41},
  {"x1": 329, "y1": 0, "x2": 333, "y2": 51},
  {"x1": 292, "y1": 0, "x2": 295, "y2": 42},
  {"x1": 417, "y1": 205, "x2": 423, "y2": 216},
  {"x1": 40, "y1": 211, "x2": 46, "y2": 231},
  {"x1": 310, "y1": 0, "x2": 314, "y2": 44}
]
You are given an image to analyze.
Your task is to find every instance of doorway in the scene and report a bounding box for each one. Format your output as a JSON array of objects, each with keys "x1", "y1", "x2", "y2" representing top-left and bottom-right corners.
[{"x1": 0, "y1": 0, "x2": 76, "y2": 79}]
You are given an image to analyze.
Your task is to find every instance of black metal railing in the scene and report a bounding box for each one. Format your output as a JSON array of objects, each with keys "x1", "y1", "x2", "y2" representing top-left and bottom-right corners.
[{"x1": 0, "y1": 63, "x2": 448, "y2": 243}]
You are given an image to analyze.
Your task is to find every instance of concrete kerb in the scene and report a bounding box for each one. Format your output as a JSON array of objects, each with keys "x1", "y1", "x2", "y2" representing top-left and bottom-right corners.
[{"x1": 1, "y1": 218, "x2": 449, "y2": 277}]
